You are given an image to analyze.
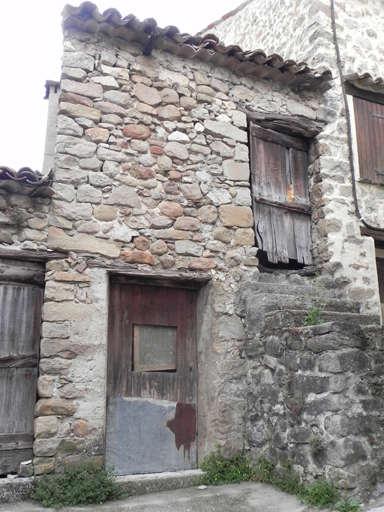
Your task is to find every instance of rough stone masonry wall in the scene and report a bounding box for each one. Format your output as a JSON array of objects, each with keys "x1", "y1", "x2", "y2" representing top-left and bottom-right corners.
[
  {"x1": 239, "y1": 270, "x2": 384, "y2": 496},
  {"x1": 0, "y1": 192, "x2": 49, "y2": 249},
  {"x1": 207, "y1": 0, "x2": 381, "y2": 314},
  {"x1": 334, "y1": 0, "x2": 384, "y2": 231},
  {"x1": 33, "y1": 27, "x2": 326, "y2": 473}
]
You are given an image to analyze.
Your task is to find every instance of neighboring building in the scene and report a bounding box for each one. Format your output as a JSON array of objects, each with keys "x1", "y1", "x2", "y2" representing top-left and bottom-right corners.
[{"x1": 1, "y1": 0, "x2": 384, "y2": 497}]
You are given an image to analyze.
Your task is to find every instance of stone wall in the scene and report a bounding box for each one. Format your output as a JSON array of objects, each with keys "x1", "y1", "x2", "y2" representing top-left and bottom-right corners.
[
  {"x1": 31, "y1": 26, "x2": 329, "y2": 473},
  {"x1": 0, "y1": 192, "x2": 49, "y2": 249},
  {"x1": 239, "y1": 270, "x2": 384, "y2": 496},
  {"x1": 206, "y1": 0, "x2": 382, "y2": 314}
]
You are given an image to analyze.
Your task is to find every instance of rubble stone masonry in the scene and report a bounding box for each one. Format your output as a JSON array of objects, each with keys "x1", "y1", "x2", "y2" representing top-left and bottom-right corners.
[
  {"x1": 32, "y1": 26, "x2": 329, "y2": 475},
  {"x1": 208, "y1": 0, "x2": 384, "y2": 314}
]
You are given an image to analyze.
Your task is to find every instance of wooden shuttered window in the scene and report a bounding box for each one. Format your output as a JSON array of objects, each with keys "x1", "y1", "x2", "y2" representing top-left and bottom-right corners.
[
  {"x1": 353, "y1": 95, "x2": 384, "y2": 184},
  {"x1": 250, "y1": 123, "x2": 312, "y2": 265}
]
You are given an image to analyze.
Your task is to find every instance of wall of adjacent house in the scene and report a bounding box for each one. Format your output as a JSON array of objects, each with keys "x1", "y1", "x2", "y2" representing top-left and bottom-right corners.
[
  {"x1": 207, "y1": 0, "x2": 382, "y2": 314},
  {"x1": 31, "y1": 26, "x2": 328, "y2": 474},
  {"x1": 0, "y1": 193, "x2": 50, "y2": 248}
]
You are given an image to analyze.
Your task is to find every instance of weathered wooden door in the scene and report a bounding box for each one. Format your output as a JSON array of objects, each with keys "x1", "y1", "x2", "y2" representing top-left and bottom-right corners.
[
  {"x1": 0, "y1": 259, "x2": 44, "y2": 474},
  {"x1": 250, "y1": 123, "x2": 312, "y2": 265},
  {"x1": 106, "y1": 281, "x2": 197, "y2": 475}
]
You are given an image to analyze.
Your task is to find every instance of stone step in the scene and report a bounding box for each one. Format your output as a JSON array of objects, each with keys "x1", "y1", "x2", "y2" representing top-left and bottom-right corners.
[
  {"x1": 0, "y1": 470, "x2": 204, "y2": 504},
  {"x1": 255, "y1": 293, "x2": 361, "y2": 314},
  {"x1": 251, "y1": 282, "x2": 338, "y2": 299},
  {"x1": 264, "y1": 309, "x2": 381, "y2": 328},
  {"x1": 116, "y1": 469, "x2": 203, "y2": 497}
]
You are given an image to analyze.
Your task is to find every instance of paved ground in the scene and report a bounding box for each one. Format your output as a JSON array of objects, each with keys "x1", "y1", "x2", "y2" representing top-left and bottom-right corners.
[
  {"x1": 1, "y1": 482, "x2": 312, "y2": 512},
  {"x1": 3, "y1": 481, "x2": 384, "y2": 512}
]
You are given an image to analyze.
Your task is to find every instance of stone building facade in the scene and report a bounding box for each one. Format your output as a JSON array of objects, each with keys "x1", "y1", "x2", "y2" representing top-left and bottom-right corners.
[{"x1": 1, "y1": 0, "x2": 384, "y2": 498}]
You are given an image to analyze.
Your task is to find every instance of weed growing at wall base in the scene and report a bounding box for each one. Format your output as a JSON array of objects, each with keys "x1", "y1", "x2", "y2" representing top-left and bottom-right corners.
[
  {"x1": 256, "y1": 456, "x2": 340, "y2": 508},
  {"x1": 199, "y1": 446, "x2": 255, "y2": 485},
  {"x1": 30, "y1": 464, "x2": 127, "y2": 509}
]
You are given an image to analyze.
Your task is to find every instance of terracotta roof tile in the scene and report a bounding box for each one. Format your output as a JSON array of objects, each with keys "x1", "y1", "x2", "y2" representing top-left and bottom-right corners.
[
  {"x1": 344, "y1": 73, "x2": 384, "y2": 95},
  {"x1": 0, "y1": 167, "x2": 55, "y2": 198},
  {"x1": 62, "y1": 2, "x2": 333, "y2": 93}
]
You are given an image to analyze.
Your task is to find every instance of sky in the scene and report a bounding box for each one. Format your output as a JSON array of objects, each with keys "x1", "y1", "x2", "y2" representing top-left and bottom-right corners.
[{"x1": 0, "y1": 0, "x2": 242, "y2": 173}]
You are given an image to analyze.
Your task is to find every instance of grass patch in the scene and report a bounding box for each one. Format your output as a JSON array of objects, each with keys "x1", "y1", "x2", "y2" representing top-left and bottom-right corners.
[
  {"x1": 299, "y1": 477, "x2": 340, "y2": 508},
  {"x1": 199, "y1": 446, "x2": 255, "y2": 485},
  {"x1": 256, "y1": 456, "x2": 340, "y2": 508},
  {"x1": 30, "y1": 464, "x2": 127, "y2": 510},
  {"x1": 334, "y1": 497, "x2": 363, "y2": 512}
]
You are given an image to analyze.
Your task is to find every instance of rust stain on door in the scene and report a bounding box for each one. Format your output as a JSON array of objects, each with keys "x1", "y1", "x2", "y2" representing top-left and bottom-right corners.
[{"x1": 166, "y1": 402, "x2": 196, "y2": 457}]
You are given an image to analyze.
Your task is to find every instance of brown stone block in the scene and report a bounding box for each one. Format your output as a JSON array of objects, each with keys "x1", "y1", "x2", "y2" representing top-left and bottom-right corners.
[
  {"x1": 59, "y1": 383, "x2": 82, "y2": 399},
  {"x1": 35, "y1": 398, "x2": 77, "y2": 417},
  {"x1": 37, "y1": 376, "x2": 55, "y2": 398},
  {"x1": 161, "y1": 88, "x2": 179, "y2": 104},
  {"x1": 151, "y1": 229, "x2": 190, "y2": 240},
  {"x1": 180, "y1": 96, "x2": 197, "y2": 110},
  {"x1": 150, "y1": 216, "x2": 174, "y2": 229},
  {"x1": 134, "y1": 236, "x2": 150, "y2": 251},
  {"x1": 121, "y1": 250, "x2": 155, "y2": 265},
  {"x1": 34, "y1": 416, "x2": 59, "y2": 439},
  {"x1": 130, "y1": 165, "x2": 156, "y2": 179},
  {"x1": 40, "y1": 338, "x2": 91, "y2": 359},
  {"x1": 73, "y1": 419, "x2": 90, "y2": 438},
  {"x1": 65, "y1": 454, "x2": 103, "y2": 471},
  {"x1": 188, "y1": 257, "x2": 216, "y2": 270},
  {"x1": 60, "y1": 91, "x2": 94, "y2": 108},
  {"x1": 33, "y1": 457, "x2": 54, "y2": 475},
  {"x1": 234, "y1": 228, "x2": 255, "y2": 246},
  {"x1": 150, "y1": 145, "x2": 164, "y2": 155},
  {"x1": 48, "y1": 226, "x2": 121, "y2": 258},
  {"x1": 93, "y1": 205, "x2": 116, "y2": 221},
  {"x1": 169, "y1": 170, "x2": 181, "y2": 180},
  {"x1": 59, "y1": 102, "x2": 100, "y2": 123},
  {"x1": 174, "y1": 216, "x2": 200, "y2": 231},
  {"x1": 85, "y1": 127, "x2": 109, "y2": 143},
  {"x1": 158, "y1": 201, "x2": 183, "y2": 218},
  {"x1": 219, "y1": 205, "x2": 253, "y2": 227},
  {"x1": 158, "y1": 105, "x2": 181, "y2": 121},
  {"x1": 97, "y1": 101, "x2": 126, "y2": 116},
  {"x1": 163, "y1": 181, "x2": 179, "y2": 195},
  {"x1": 123, "y1": 124, "x2": 151, "y2": 140},
  {"x1": 133, "y1": 83, "x2": 161, "y2": 106},
  {"x1": 42, "y1": 302, "x2": 97, "y2": 322},
  {"x1": 54, "y1": 272, "x2": 91, "y2": 282}
]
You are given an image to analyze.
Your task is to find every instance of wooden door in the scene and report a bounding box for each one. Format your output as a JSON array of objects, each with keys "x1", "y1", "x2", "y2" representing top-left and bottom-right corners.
[
  {"x1": 0, "y1": 259, "x2": 44, "y2": 474},
  {"x1": 250, "y1": 123, "x2": 312, "y2": 265},
  {"x1": 106, "y1": 281, "x2": 197, "y2": 475}
]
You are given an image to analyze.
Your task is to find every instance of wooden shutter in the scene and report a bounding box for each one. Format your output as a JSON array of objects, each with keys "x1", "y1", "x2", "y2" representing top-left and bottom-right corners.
[
  {"x1": 0, "y1": 260, "x2": 44, "y2": 474},
  {"x1": 353, "y1": 96, "x2": 384, "y2": 184},
  {"x1": 250, "y1": 123, "x2": 312, "y2": 265}
]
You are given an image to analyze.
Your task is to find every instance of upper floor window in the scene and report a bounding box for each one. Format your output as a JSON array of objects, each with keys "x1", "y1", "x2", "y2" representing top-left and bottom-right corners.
[
  {"x1": 249, "y1": 123, "x2": 312, "y2": 266},
  {"x1": 346, "y1": 83, "x2": 384, "y2": 185}
]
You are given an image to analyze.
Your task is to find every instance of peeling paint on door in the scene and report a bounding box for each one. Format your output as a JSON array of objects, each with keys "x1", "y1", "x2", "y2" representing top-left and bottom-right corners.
[{"x1": 166, "y1": 402, "x2": 196, "y2": 457}]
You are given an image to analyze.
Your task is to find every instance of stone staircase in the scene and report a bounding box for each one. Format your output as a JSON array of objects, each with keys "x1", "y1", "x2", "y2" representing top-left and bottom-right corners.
[{"x1": 238, "y1": 271, "x2": 381, "y2": 333}]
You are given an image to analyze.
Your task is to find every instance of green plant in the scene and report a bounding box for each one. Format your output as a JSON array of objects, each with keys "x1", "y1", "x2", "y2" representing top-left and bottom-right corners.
[
  {"x1": 334, "y1": 496, "x2": 363, "y2": 512},
  {"x1": 302, "y1": 282, "x2": 328, "y2": 326},
  {"x1": 299, "y1": 477, "x2": 339, "y2": 508},
  {"x1": 199, "y1": 446, "x2": 255, "y2": 485},
  {"x1": 256, "y1": 455, "x2": 275, "y2": 483},
  {"x1": 308, "y1": 434, "x2": 324, "y2": 454},
  {"x1": 256, "y1": 456, "x2": 340, "y2": 507},
  {"x1": 30, "y1": 464, "x2": 127, "y2": 510},
  {"x1": 291, "y1": 391, "x2": 306, "y2": 415}
]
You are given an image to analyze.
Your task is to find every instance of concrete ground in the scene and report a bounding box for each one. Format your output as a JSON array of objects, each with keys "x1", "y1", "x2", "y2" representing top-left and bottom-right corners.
[{"x1": 3, "y1": 480, "x2": 384, "y2": 512}]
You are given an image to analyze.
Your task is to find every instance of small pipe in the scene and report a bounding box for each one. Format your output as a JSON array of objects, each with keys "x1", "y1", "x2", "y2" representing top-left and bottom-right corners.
[{"x1": 330, "y1": 0, "x2": 384, "y2": 232}]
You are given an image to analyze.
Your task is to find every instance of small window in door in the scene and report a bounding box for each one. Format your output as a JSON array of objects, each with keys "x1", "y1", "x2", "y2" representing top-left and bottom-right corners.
[{"x1": 133, "y1": 324, "x2": 177, "y2": 372}]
